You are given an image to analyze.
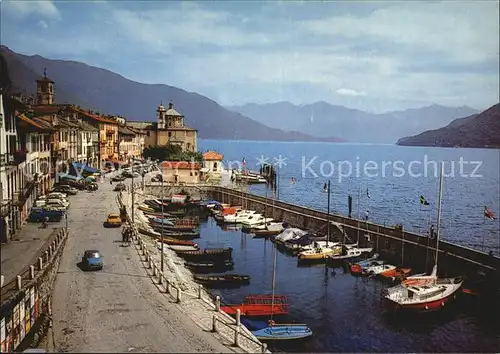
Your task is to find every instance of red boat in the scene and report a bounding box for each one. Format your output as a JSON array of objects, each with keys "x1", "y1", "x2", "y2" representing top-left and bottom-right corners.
[
  {"x1": 220, "y1": 295, "x2": 289, "y2": 316},
  {"x1": 157, "y1": 237, "x2": 198, "y2": 247}
]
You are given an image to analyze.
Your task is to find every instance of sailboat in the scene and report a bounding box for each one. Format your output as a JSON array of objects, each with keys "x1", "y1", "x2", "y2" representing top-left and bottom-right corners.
[
  {"x1": 250, "y1": 240, "x2": 313, "y2": 340},
  {"x1": 384, "y1": 162, "x2": 464, "y2": 312}
]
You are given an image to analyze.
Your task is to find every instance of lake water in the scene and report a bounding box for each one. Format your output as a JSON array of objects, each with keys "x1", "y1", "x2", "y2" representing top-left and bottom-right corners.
[
  {"x1": 199, "y1": 140, "x2": 500, "y2": 254},
  {"x1": 191, "y1": 140, "x2": 500, "y2": 352}
]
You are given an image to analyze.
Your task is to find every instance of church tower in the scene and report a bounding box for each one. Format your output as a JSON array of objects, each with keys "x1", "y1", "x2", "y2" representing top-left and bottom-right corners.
[
  {"x1": 157, "y1": 101, "x2": 166, "y2": 129},
  {"x1": 36, "y1": 68, "x2": 55, "y2": 105}
]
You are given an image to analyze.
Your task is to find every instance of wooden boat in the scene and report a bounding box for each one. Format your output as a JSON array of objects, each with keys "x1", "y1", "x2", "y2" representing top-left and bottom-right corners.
[
  {"x1": 253, "y1": 228, "x2": 283, "y2": 238},
  {"x1": 350, "y1": 254, "x2": 380, "y2": 274},
  {"x1": 193, "y1": 274, "x2": 250, "y2": 287},
  {"x1": 380, "y1": 267, "x2": 412, "y2": 279},
  {"x1": 176, "y1": 247, "x2": 233, "y2": 261},
  {"x1": 156, "y1": 237, "x2": 198, "y2": 247},
  {"x1": 363, "y1": 263, "x2": 396, "y2": 276},
  {"x1": 184, "y1": 260, "x2": 234, "y2": 271},
  {"x1": 252, "y1": 324, "x2": 313, "y2": 341},
  {"x1": 160, "y1": 244, "x2": 198, "y2": 252},
  {"x1": 328, "y1": 247, "x2": 373, "y2": 262},
  {"x1": 220, "y1": 295, "x2": 288, "y2": 317}
]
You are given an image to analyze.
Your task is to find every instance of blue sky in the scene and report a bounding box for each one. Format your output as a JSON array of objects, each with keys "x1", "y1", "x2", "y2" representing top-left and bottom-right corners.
[{"x1": 1, "y1": 0, "x2": 498, "y2": 113}]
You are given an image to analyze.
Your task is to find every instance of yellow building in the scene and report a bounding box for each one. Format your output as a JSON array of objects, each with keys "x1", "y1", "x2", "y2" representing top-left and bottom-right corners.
[
  {"x1": 160, "y1": 161, "x2": 202, "y2": 184},
  {"x1": 128, "y1": 102, "x2": 197, "y2": 152}
]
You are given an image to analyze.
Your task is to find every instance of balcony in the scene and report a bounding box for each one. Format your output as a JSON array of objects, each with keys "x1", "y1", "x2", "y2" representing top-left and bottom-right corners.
[
  {"x1": 6, "y1": 150, "x2": 28, "y2": 165},
  {"x1": 1, "y1": 200, "x2": 12, "y2": 217}
]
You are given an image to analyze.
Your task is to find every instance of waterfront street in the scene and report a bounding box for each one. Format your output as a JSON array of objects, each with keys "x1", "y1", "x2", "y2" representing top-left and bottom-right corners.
[{"x1": 51, "y1": 174, "x2": 232, "y2": 353}]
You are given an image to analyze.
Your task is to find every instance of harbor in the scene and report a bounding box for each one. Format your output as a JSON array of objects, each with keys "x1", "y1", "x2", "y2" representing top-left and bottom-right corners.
[{"x1": 129, "y1": 175, "x2": 500, "y2": 353}]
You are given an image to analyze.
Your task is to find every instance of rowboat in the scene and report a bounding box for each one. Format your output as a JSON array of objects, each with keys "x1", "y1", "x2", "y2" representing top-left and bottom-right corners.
[
  {"x1": 251, "y1": 324, "x2": 313, "y2": 341},
  {"x1": 176, "y1": 247, "x2": 233, "y2": 262},
  {"x1": 159, "y1": 244, "x2": 198, "y2": 252},
  {"x1": 220, "y1": 295, "x2": 289, "y2": 317},
  {"x1": 184, "y1": 260, "x2": 234, "y2": 272},
  {"x1": 193, "y1": 274, "x2": 250, "y2": 287},
  {"x1": 380, "y1": 267, "x2": 412, "y2": 280}
]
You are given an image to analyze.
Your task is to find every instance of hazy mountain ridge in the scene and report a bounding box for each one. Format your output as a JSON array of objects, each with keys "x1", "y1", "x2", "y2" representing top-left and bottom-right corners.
[
  {"x1": 396, "y1": 103, "x2": 500, "y2": 148},
  {"x1": 226, "y1": 102, "x2": 479, "y2": 143},
  {"x1": 0, "y1": 45, "x2": 345, "y2": 143}
]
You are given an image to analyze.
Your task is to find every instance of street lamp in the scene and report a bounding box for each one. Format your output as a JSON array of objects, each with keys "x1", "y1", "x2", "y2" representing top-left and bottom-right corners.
[
  {"x1": 131, "y1": 158, "x2": 135, "y2": 223},
  {"x1": 160, "y1": 164, "x2": 164, "y2": 272}
]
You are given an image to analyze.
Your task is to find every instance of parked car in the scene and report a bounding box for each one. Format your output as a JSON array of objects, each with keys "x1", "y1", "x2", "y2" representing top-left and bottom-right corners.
[
  {"x1": 113, "y1": 183, "x2": 126, "y2": 191},
  {"x1": 51, "y1": 185, "x2": 78, "y2": 195},
  {"x1": 28, "y1": 208, "x2": 64, "y2": 222},
  {"x1": 81, "y1": 250, "x2": 103, "y2": 271},
  {"x1": 104, "y1": 213, "x2": 122, "y2": 227},
  {"x1": 112, "y1": 175, "x2": 126, "y2": 182}
]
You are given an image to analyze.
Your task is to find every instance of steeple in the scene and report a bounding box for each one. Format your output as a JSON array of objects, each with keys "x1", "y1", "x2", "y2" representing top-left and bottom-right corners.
[
  {"x1": 157, "y1": 100, "x2": 166, "y2": 129},
  {"x1": 36, "y1": 68, "x2": 55, "y2": 105}
]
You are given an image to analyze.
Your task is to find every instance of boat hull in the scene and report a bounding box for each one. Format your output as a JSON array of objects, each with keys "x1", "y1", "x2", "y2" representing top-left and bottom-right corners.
[{"x1": 252, "y1": 325, "x2": 313, "y2": 340}]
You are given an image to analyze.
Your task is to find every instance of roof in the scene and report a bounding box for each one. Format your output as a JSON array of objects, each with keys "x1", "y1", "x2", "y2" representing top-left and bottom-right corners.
[
  {"x1": 160, "y1": 161, "x2": 202, "y2": 170},
  {"x1": 17, "y1": 114, "x2": 52, "y2": 131},
  {"x1": 33, "y1": 104, "x2": 61, "y2": 115},
  {"x1": 166, "y1": 102, "x2": 183, "y2": 117},
  {"x1": 118, "y1": 126, "x2": 135, "y2": 136},
  {"x1": 68, "y1": 106, "x2": 117, "y2": 124},
  {"x1": 36, "y1": 76, "x2": 54, "y2": 84},
  {"x1": 203, "y1": 151, "x2": 223, "y2": 161}
]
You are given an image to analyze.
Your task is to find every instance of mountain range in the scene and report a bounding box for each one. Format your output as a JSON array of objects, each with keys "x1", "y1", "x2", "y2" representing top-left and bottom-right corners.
[
  {"x1": 227, "y1": 102, "x2": 479, "y2": 144},
  {"x1": 0, "y1": 45, "x2": 344, "y2": 143},
  {"x1": 397, "y1": 103, "x2": 500, "y2": 148}
]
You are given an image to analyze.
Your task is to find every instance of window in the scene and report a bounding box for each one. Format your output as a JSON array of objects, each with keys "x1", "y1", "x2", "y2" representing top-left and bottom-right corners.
[
  {"x1": 168, "y1": 132, "x2": 172, "y2": 137},
  {"x1": 213, "y1": 162, "x2": 218, "y2": 171}
]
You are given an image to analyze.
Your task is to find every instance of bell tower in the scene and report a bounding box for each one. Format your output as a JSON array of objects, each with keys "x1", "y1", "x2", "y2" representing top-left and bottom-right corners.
[
  {"x1": 36, "y1": 68, "x2": 55, "y2": 105},
  {"x1": 157, "y1": 101, "x2": 166, "y2": 129}
]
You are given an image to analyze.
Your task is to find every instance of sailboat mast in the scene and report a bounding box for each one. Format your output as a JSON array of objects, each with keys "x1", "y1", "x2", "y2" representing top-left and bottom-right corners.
[
  {"x1": 270, "y1": 242, "x2": 278, "y2": 322},
  {"x1": 264, "y1": 187, "x2": 268, "y2": 225},
  {"x1": 327, "y1": 180, "x2": 331, "y2": 247},
  {"x1": 435, "y1": 162, "x2": 445, "y2": 267}
]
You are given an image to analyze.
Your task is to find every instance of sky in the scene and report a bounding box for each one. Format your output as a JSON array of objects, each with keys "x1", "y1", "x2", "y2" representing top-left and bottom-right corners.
[{"x1": 1, "y1": 0, "x2": 499, "y2": 113}]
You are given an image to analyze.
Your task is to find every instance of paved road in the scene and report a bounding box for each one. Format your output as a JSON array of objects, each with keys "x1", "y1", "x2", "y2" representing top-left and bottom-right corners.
[{"x1": 52, "y1": 174, "x2": 231, "y2": 353}]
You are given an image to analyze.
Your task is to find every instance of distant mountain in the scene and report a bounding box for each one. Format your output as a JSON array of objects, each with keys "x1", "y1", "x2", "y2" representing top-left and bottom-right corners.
[
  {"x1": 226, "y1": 102, "x2": 479, "y2": 143},
  {"x1": 397, "y1": 103, "x2": 500, "y2": 148},
  {"x1": 0, "y1": 46, "x2": 344, "y2": 143}
]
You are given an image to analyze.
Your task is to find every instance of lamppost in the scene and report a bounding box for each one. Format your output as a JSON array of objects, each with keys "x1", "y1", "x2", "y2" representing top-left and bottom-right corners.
[
  {"x1": 160, "y1": 164, "x2": 164, "y2": 272},
  {"x1": 131, "y1": 158, "x2": 135, "y2": 223}
]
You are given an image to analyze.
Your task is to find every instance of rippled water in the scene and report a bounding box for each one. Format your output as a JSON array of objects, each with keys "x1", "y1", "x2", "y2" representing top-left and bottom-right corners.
[
  {"x1": 199, "y1": 140, "x2": 500, "y2": 254},
  {"x1": 196, "y1": 220, "x2": 500, "y2": 352}
]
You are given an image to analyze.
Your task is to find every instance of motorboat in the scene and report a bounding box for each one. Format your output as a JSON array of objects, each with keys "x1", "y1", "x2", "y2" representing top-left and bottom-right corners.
[
  {"x1": 298, "y1": 243, "x2": 343, "y2": 261},
  {"x1": 238, "y1": 213, "x2": 263, "y2": 225},
  {"x1": 328, "y1": 246, "x2": 373, "y2": 261},
  {"x1": 223, "y1": 210, "x2": 256, "y2": 223},
  {"x1": 241, "y1": 214, "x2": 269, "y2": 227},
  {"x1": 363, "y1": 263, "x2": 396, "y2": 276}
]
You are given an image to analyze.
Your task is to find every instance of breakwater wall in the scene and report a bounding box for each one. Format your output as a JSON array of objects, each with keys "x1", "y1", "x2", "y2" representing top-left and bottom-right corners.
[
  {"x1": 0, "y1": 228, "x2": 68, "y2": 352},
  {"x1": 142, "y1": 184, "x2": 500, "y2": 288}
]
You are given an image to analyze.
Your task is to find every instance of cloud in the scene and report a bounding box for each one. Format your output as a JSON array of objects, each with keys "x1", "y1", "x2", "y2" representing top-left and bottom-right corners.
[
  {"x1": 0, "y1": 1, "x2": 498, "y2": 112},
  {"x1": 336, "y1": 89, "x2": 367, "y2": 97},
  {"x1": 37, "y1": 20, "x2": 48, "y2": 29},
  {"x1": 2, "y1": 0, "x2": 61, "y2": 20}
]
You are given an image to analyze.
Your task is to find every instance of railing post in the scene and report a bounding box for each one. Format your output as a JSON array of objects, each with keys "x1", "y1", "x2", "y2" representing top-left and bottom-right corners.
[
  {"x1": 30, "y1": 265, "x2": 35, "y2": 279},
  {"x1": 158, "y1": 273, "x2": 163, "y2": 285},
  {"x1": 212, "y1": 315, "x2": 217, "y2": 333},
  {"x1": 198, "y1": 284, "x2": 203, "y2": 299},
  {"x1": 233, "y1": 326, "x2": 240, "y2": 347},
  {"x1": 38, "y1": 257, "x2": 43, "y2": 270},
  {"x1": 45, "y1": 250, "x2": 49, "y2": 262},
  {"x1": 166, "y1": 280, "x2": 170, "y2": 294},
  {"x1": 176, "y1": 287, "x2": 182, "y2": 303},
  {"x1": 236, "y1": 309, "x2": 241, "y2": 327},
  {"x1": 261, "y1": 343, "x2": 267, "y2": 353},
  {"x1": 215, "y1": 295, "x2": 220, "y2": 311},
  {"x1": 16, "y1": 275, "x2": 22, "y2": 290}
]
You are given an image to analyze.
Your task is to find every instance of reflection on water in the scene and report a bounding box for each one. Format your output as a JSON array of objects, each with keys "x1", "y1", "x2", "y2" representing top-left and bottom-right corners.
[{"x1": 197, "y1": 221, "x2": 500, "y2": 353}]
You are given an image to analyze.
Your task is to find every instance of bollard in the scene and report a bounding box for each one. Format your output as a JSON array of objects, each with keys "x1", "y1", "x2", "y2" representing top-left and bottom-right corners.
[
  {"x1": 48, "y1": 246, "x2": 52, "y2": 257},
  {"x1": 153, "y1": 264, "x2": 157, "y2": 276},
  {"x1": 233, "y1": 326, "x2": 240, "y2": 347},
  {"x1": 166, "y1": 280, "x2": 170, "y2": 294},
  {"x1": 148, "y1": 259, "x2": 152, "y2": 269},
  {"x1": 198, "y1": 284, "x2": 203, "y2": 299},
  {"x1": 45, "y1": 250, "x2": 49, "y2": 262},
  {"x1": 38, "y1": 257, "x2": 43, "y2": 270},
  {"x1": 212, "y1": 315, "x2": 218, "y2": 333},
  {"x1": 158, "y1": 273, "x2": 163, "y2": 285},
  {"x1": 16, "y1": 275, "x2": 21, "y2": 290},
  {"x1": 30, "y1": 265, "x2": 35, "y2": 279},
  {"x1": 236, "y1": 309, "x2": 241, "y2": 327},
  {"x1": 215, "y1": 295, "x2": 221, "y2": 311},
  {"x1": 261, "y1": 343, "x2": 267, "y2": 353},
  {"x1": 176, "y1": 287, "x2": 182, "y2": 303}
]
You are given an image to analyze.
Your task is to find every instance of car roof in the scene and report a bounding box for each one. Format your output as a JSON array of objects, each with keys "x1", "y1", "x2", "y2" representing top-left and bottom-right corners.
[
  {"x1": 108, "y1": 213, "x2": 120, "y2": 217},
  {"x1": 85, "y1": 250, "x2": 99, "y2": 253}
]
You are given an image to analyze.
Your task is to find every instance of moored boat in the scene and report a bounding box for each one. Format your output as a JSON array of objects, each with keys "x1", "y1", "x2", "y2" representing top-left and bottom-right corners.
[
  {"x1": 193, "y1": 274, "x2": 250, "y2": 287},
  {"x1": 251, "y1": 324, "x2": 313, "y2": 341},
  {"x1": 328, "y1": 246, "x2": 373, "y2": 262},
  {"x1": 220, "y1": 295, "x2": 289, "y2": 317},
  {"x1": 380, "y1": 267, "x2": 412, "y2": 280},
  {"x1": 176, "y1": 247, "x2": 233, "y2": 261},
  {"x1": 184, "y1": 260, "x2": 235, "y2": 272}
]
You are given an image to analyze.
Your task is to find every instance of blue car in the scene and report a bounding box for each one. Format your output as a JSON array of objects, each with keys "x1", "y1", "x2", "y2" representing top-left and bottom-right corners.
[{"x1": 82, "y1": 250, "x2": 103, "y2": 271}]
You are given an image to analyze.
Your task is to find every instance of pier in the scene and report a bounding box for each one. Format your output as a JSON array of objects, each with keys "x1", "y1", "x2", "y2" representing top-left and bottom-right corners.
[{"x1": 143, "y1": 183, "x2": 500, "y2": 289}]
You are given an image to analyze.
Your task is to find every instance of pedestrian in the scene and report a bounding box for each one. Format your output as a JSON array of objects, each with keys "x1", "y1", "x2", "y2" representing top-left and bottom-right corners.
[
  {"x1": 429, "y1": 224, "x2": 435, "y2": 238},
  {"x1": 110, "y1": 179, "x2": 113, "y2": 185}
]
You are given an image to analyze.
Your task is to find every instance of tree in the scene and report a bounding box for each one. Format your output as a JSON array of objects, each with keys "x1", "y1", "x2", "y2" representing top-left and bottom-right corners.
[{"x1": 142, "y1": 144, "x2": 203, "y2": 163}]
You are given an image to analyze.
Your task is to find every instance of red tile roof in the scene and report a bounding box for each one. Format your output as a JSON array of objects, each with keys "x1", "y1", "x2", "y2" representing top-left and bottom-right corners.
[
  {"x1": 69, "y1": 106, "x2": 117, "y2": 124},
  {"x1": 203, "y1": 151, "x2": 223, "y2": 161},
  {"x1": 160, "y1": 161, "x2": 202, "y2": 170},
  {"x1": 17, "y1": 114, "x2": 50, "y2": 130}
]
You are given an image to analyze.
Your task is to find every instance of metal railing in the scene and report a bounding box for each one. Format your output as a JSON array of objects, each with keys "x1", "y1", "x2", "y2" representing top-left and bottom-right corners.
[{"x1": 117, "y1": 188, "x2": 269, "y2": 353}]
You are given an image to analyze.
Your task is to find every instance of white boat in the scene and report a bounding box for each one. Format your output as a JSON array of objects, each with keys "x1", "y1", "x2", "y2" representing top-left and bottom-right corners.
[
  {"x1": 252, "y1": 221, "x2": 280, "y2": 230},
  {"x1": 223, "y1": 210, "x2": 255, "y2": 223},
  {"x1": 241, "y1": 215, "x2": 272, "y2": 227},
  {"x1": 363, "y1": 263, "x2": 396, "y2": 275},
  {"x1": 158, "y1": 243, "x2": 198, "y2": 252},
  {"x1": 295, "y1": 240, "x2": 339, "y2": 252},
  {"x1": 238, "y1": 213, "x2": 263, "y2": 225},
  {"x1": 329, "y1": 247, "x2": 373, "y2": 261},
  {"x1": 384, "y1": 162, "x2": 464, "y2": 312},
  {"x1": 274, "y1": 228, "x2": 307, "y2": 244}
]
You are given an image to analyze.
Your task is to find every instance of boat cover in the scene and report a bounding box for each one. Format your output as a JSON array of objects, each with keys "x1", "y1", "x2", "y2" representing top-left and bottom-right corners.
[{"x1": 274, "y1": 228, "x2": 307, "y2": 243}]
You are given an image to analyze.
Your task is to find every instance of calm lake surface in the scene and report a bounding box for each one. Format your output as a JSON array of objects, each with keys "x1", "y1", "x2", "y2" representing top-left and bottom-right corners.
[
  {"x1": 192, "y1": 140, "x2": 500, "y2": 353},
  {"x1": 199, "y1": 140, "x2": 500, "y2": 254}
]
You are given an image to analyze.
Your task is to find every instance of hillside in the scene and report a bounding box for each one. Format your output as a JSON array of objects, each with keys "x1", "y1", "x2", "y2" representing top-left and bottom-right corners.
[
  {"x1": 396, "y1": 103, "x2": 500, "y2": 148},
  {"x1": 0, "y1": 46, "x2": 344, "y2": 143},
  {"x1": 226, "y1": 102, "x2": 478, "y2": 143}
]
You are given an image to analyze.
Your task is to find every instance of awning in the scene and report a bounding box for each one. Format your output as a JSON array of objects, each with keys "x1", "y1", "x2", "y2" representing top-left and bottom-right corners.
[
  {"x1": 72, "y1": 162, "x2": 100, "y2": 174},
  {"x1": 57, "y1": 173, "x2": 82, "y2": 181}
]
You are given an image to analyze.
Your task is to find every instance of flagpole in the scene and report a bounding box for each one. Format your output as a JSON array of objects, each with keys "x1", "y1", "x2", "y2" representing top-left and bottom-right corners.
[
  {"x1": 357, "y1": 183, "x2": 361, "y2": 244},
  {"x1": 326, "y1": 180, "x2": 330, "y2": 248}
]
